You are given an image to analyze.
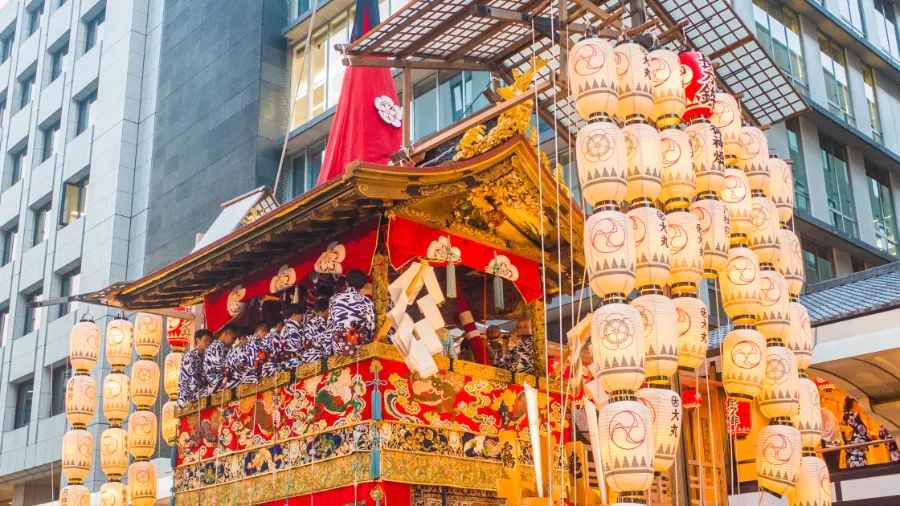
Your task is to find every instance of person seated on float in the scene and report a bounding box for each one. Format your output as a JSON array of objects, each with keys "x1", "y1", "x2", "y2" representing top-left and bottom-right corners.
[
  {"x1": 497, "y1": 318, "x2": 534, "y2": 374},
  {"x1": 329, "y1": 269, "x2": 375, "y2": 356},
  {"x1": 177, "y1": 329, "x2": 213, "y2": 408},
  {"x1": 278, "y1": 304, "x2": 306, "y2": 371},
  {"x1": 204, "y1": 324, "x2": 238, "y2": 396},
  {"x1": 225, "y1": 327, "x2": 260, "y2": 388},
  {"x1": 300, "y1": 297, "x2": 331, "y2": 364},
  {"x1": 484, "y1": 325, "x2": 503, "y2": 367},
  {"x1": 247, "y1": 321, "x2": 273, "y2": 376},
  {"x1": 259, "y1": 319, "x2": 283, "y2": 378},
  {"x1": 458, "y1": 337, "x2": 475, "y2": 362}
]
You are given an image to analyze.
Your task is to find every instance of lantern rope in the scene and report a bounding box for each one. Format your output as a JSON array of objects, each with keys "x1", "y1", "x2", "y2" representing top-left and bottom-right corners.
[
  {"x1": 694, "y1": 368, "x2": 705, "y2": 506},
  {"x1": 715, "y1": 275, "x2": 739, "y2": 506},
  {"x1": 704, "y1": 286, "x2": 721, "y2": 506}
]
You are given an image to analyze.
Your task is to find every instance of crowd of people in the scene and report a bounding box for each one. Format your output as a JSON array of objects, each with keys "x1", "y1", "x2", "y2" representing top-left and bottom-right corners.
[{"x1": 177, "y1": 269, "x2": 537, "y2": 408}]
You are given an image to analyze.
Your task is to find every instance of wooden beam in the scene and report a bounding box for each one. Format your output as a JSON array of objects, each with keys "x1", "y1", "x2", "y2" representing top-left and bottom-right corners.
[
  {"x1": 708, "y1": 34, "x2": 754, "y2": 60},
  {"x1": 342, "y1": 56, "x2": 493, "y2": 71}
]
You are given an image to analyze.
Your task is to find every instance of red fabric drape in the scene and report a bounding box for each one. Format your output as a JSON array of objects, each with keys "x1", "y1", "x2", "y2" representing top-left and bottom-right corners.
[
  {"x1": 254, "y1": 482, "x2": 410, "y2": 506},
  {"x1": 386, "y1": 216, "x2": 542, "y2": 303},
  {"x1": 204, "y1": 219, "x2": 380, "y2": 331}
]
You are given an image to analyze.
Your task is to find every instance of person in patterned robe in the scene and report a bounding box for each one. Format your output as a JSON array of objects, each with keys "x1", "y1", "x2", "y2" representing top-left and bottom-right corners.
[
  {"x1": 247, "y1": 322, "x2": 274, "y2": 378},
  {"x1": 842, "y1": 397, "x2": 870, "y2": 468},
  {"x1": 300, "y1": 298, "x2": 331, "y2": 364},
  {"x1": 880, "y1": 425, "x2": 900, "y2": 462},
  {"x1": 204, "y1": 324, "x2": 238, "y2": 397},
  {"x1": 329, "y1": 269, "x2": 375, "y2": 356},
  {"x1": 225, "y1": 328, "x2": 259, "y2": 388},
  {"x1": 497, "y1": 318, "x2": 534, "y2": 374},
  {"x1": 278, "y1": 304, "x2": 306, "y2": 371},
  {"x1": 177, "y1": 329, "x2": 213, "y2": 408}
]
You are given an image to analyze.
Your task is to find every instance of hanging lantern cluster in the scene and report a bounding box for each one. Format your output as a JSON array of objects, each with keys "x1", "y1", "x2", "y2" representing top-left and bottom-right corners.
[
  {"x1": 98, "y1": 314, "x2": 135, "y2": 506},
  {"x1": 163, "y1": 311, "x2": 189, "y2": 446},
  {"x1": 61, "y1": 317, "x2": 100, "y2": 501},
  {"x1": 128, "y1": 313, "x2": 162, "y2": 506}
]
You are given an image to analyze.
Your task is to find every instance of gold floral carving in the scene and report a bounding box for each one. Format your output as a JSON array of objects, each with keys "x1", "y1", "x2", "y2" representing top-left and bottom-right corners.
[
  {"x1": 381, "y1": 450, "x2": 504, "y2": 491},
  {"x1": 294, "y1": 361, "x2": 321, "y2": 381},
  {"x1": 452, "y1": 359, "x2": 512, "y2": 384},
  {"x1": 530, "y1": 298, "x2": 547, "y2": 379},
  {"x1": 372, "y1": 253, "x2": 390, "y2": 336}
]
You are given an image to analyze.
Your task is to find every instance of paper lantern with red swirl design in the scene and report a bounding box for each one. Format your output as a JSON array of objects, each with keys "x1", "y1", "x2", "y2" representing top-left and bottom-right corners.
[
  {"x1": 722, "y1": 327, "x2": 766, "y2": 400},
  {"x1": 569, "y1": 37, "x2": 619, "y2": 120},
  {"x1": 585, "y1": 210, "x2": 636, "y2": 298},
  {"x1": 162, "y1": 400, "x2": 178, "y2": 446},
  {"x1": 788, "y1": 301, "x2": 813, "y2": 371},
  {"x1": 100, "y1": 427, "x2": 128, "y2": 479},
  {"x1": 679, "y1": 51, "x2": 716, "y2": 121},
  {"x1": 778, "y1": 228, "x2": 805, "y2": 297},
  {"x1": 649, "y1": 48, "x2": 685, "y2": 128},
  {"x1": 793, "y1": 377, "x2": 823, "y2": 449},
  {"x1": 69, "y1": 319, "x2": 101, "y2": 373},
  {"x1": 796, "y1": 456, "x2": 830, "y2": 506},
  {"x1": 65, "y1": 375, "x2": 96, "y2": 427},
  {"x1": 103, "y1": 373, "x2": 130, "y2": 425},
  {"x1": 59, "y1": 485, "x2": 90, "y2": 506},
  {"x1": 711, "y1": 93, "x2": 742, "y2": 164},
  {"x1": 577, "y1": 120, "x2": 628, "y2": 207},
  {"x1": 690, "y1": 196, "x2": 730, "y2": 275},
  {"x1": 749, "y1": 196, "x2": 781, "y2": 266},
  {"x1": 636, "y1": 386, "x2": 681, "y2": 473},
  {"x1": 757, "y1": 270, "x2": 790, "y2": 342},
  {"x1": 128, "y1": 411, "x2": 158, "y2": 459},
  {"x1": 615, "y1": 41, "x2": 653, "y2": 121},
  {"x1": 725, "y1": 397, "x2": 752, "y2": 440},
  {"x1": 622, "y1": 118, "x2": 662, "y2": 203},
  {"x1": 667, "y1": 209, "x2": 703, "y2": 293},
  {"x1": 673, "y1": 294, "x2": 708, "y2": 370},
  {"x1": 598, "y1": 400, "x2": 655, "y2": 493},
  {"x1": 760, "y1": 345, "x2": 800, "y2": 419},
  {"x1": 167, "y1": 313, "x2": 192, "y2": 351},
  {"x1": 62, "y1": 429, "x2": 94, "y2": 482},
  {"x1": 130, "y1": 359, "x2": 160, "y2": 409},
  {"x1": 99, "y1": 482, "x2": 128, "y2": 506},
  {"x1": 738, "y1": 126, "x2": 770, "y2": 192},
  {"x1": 627, "y1": 205, "x2": 670, "y2": 289},
  {"x1": 591, "y1": 303, "x2": 645, "y2": 393},
  {"x1": 757, "y1": 423, "x2": 802, "y2": 496},
  {"x1": 768, "y1": 157, "x2": 794, "y2": 225},
  {"x1": 164, "y1": 351, "x2": 182, "y2": 399},
  {"x1": 658, "y1": 126, "x2": 696, "y2": 209},
  {"x1": 719, "y1": 244, "x2": 761, "y2": 324},
  {"x1": 134, "y1": 313, "x2": 162, "y2": 359},
  {"x1": 631, "y1": 292, "x2": 678, "y2": 382},
  {"x1": 685, "y1": 120, "x2": 725, "y2": 196},
  {"x1": 128, "y1": 460, "x2": 158, "y2": 506},
  {"x1": 105, "y1": 317, "x2": 134, "y2": 371},
  {"x1": 721, "y1": 166, "x2": 753, "y2": 237}
]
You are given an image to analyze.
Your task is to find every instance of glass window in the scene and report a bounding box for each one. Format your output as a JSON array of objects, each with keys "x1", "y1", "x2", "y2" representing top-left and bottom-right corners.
[
  {"x1": 58, "y1": 267, "x2": 79, "y2": 316},
  {"x1": 438, "y1": 71, "x2": 466, "y2": 128},
  {"x1": 2, "y1": 225, "x2": 16, "y2": 266},
  {"x1": 75, "y1": 90, "x2": 97, "y2": 135},
  {"x1": 24, "y1": 291, "x2": 41, "y2": 335},
  {"x1": 14, "y1": 380, "x2": 33, "y2": 429},
  {"x1": 58, "y1": 0, "x2": 67, "y2": 7},
  {"x1": 327, "y1": 14, "x2": 350, "y2": 109},
  {"x1": 27, "y1": 2, "x2": 43, "y2": 37},
  {"x1": 819, "y1": 134, "x2": 858, "y2": 238},
  {"x1": 0, "y1": 32, "x2": 13, "y2": 63},
  {"x1": 49, "y1": 363, "x2": 68, "y2": 416},
  {"x1": 285, "y1": 138, "x2": 327, "y2": 200},
  {"x1": 291, "y1": 44, "x2": 308, "y2": 128},
  {"x1": 10, "y1": 147, "x2": 25, "y2": 184},
  {"x1": 84, "y1": 8, "x2": 104, "y2": 52},
  {"x1": 801, "y1": 236, "x2": 834, "y2": 283},
  {"x1": 413, "y1": 74, "x2": 438, "y2": 141},
  {"x1": 0, "y1": 308, "x2": 8, "y2": 347},
  {"x1": 60, "y1": 177, "x2": 88, "y2": 226},
  {"x1": 19, "y1": 73, "x2": 36, "y2": 110},
  {"x1": 32, "y1": 204, "x2": 50, "y2": 246},
  {"x1": 875, "y1": 0, "x2": 900, "y2": 59},
  {"x1": 0, "y1": 99, "x2": 5, "y2": 125},
  {"x1": 836, "y1": 0, "x2": 865, "y2": 35},
  {"x1": 50, "y1": 42, "x2": 69, "y2": 82},
  {"x1": 784, "y1": 118, "x2": 810, "y2": 212},
  {"x1": 866, "y1": 163, "x2": 899, "y2": 256},
  {"x1": 862, "y1": 67, "x2": 883, "y2": 144},
  {"x1": 464, "y1": 71, "x2": 492, "y2": 115},
  {"x1": 309, "y1": 27, "x2": 327, "y2": 118},
  {"x1": 753, "y1": 0, "x2": 808, "y2": 91},
  {"x1": 41, "y1": 121, "x2": 60, "y2": 162},
  {"x1": 819, "y1": 33, "x2": 855, "y2": 125}
]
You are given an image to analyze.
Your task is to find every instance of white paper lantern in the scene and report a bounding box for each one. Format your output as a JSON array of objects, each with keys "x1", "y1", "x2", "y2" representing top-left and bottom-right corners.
[
  {"x1": 719, "y1": 244, "x2": 761, "y2": 324},
  {"x1": 649, "y1": 48, "x2": 685, "y2": 128},
  {"x1": 757, "y1": 269, "x2": 791, "y2": 343},
  {"x1": 795, "y1": 455, "x2": 830, "y2": 506},
  {"x1": 615, "y1": 41, "x2": 653, "y2": 121},
  {"x1": 738, "y1": 126, "x2": 770, "y2": 193},
  {"x1": 631, "y1": 292, "x2": 678, "y2": 382},
  {"x1": 759, "y1": 344, "x2": 800, "y2": 420},
  {"x1": 103, "y1": 372, "x2": 131, "y2": 425},
  {"x1": 100, "y1": 427, "x2": 129, "y2": 479},
  {"x1": 628, "y1": 205, "x2": 670, "y2": 290},
  {"x1": 585, "y1": 209, "x2": 636, "y2": 298},
  {"x1": 711, "y1": 93, "x2": 742, "y2": 164},
  {"x1": 749, "y1": 195, "x2": 782, "y2": 267},
  {"x1": 164, "y1": 352, "x2": 182, "y2": 399},
  {"x1": 591, "y1": 302, "x2": 645, "y2": 393},
  {"x1": 162, "y1": 400, "x2": 178, "y2": 446},
  {"x1": 793, "y1": 377, "x2": 823, "y2": 449},
  {"x1": 99, "y1": 482, "x2": 128, "y2": 506},
  {"x1": 62, "y1": 429, "x2": 93, "y2": 482},
  {"x1": 685, "y1": 119, "x2": 725, "y2": 197},
  {"x1": 134, "y1": 313, "x2": 163, "y2": 359},
  {"x1": 622, "y1": 118, "x2": 662, "y2": 203},
  {"x1": 673, "y1": 294, "x2": 708, "y2": 370},
  {"x1": 569, "y1": 37, "x2": 619, "y2": 121},
  {"x1": 788, "y1": 301, "x2": 813, "y2": 371},
  {"x1": 768, "y1": 157, "x2": 794, "y2": 225},
  {"x1": 757, "y1": 423, "x2": 802, "y2": 496},
  {"x1": 65, "y1": 375, "x2": 96, "y2": 427},
  {"x1": 128, "y1": 410, "x2": 158, "y2": 459},
  {"x1": 722, "y1": 326, "x2": 766, "y2": 400},
  {"x1": 779, "y1": 228, "x2": 805, "y2": 297},
  {"x1": 69, "y1": 320, "x2": 101, "y2": 373},
  {"x1": 690, "y1": 196, "x2": 730, "y2": 275},
  {"x1": 59, "y1": 485, "x2": 90, "y2": 506},
  {"x1": 106, "y1": 317, "x2": 134, "y2": 371},
  {"x1": 667, "y1": 209, "x2": 703, "y2": 293},
  {"x1": 658, "y1": 126, "x2": 696, "y2": 209},
  {"x1": 636, "y1": 386, "x2": 682, "y2": 473},
  {"x1": 128, "y1": 460, "x2": 158, "y2": 506},
  {"x1": 598, "y1": 399, "x2": 655, "y2": 493},
  {"x1": 721, "y1": 166, "x2": 752, "y2": 239},
  {"x1": 130, "y1": 359, "x2": 160, "y2": 409},
  {"x1": 577, "y1": 120, "x2": 628, "y2": 207}
]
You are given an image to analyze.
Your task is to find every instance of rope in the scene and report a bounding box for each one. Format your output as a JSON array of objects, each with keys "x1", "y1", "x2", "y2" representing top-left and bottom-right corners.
[
  {"x1": 705, "y1": 281, "x2": 721, "y2": 506},
  {"x1": 694, "y1": 367, "x2": 704, "y2": 506}
]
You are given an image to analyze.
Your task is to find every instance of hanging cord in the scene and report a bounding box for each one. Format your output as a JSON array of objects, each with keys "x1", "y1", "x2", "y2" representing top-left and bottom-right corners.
[
  {"x1": 694, "y1": 367, "x2": 705, "y2": 506},
  {"x1": 705, "y1": 283, "x2": 721, "y2": 506}
]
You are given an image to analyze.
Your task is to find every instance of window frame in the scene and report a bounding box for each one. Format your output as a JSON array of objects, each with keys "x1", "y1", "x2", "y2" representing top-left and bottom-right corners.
[
  {"x1": 0, "y1": 307, "x2": 9, "y2": 347},
  {"x1": 57, "y1": 267, "x2": 79, "y2": 316},
  {"x1": 874, "y1": 0, "x2": 900, "y2": 60},
  {"x1": 0, "y1": 32, "x2": 13, "y2": 63},
  {"x1": 41, "y1": 121, "x2": 60, "y2": 163},
  {"x1": 801, "y1": 236, "x2": 835, "y2": 284},
  {"x1": 785, "y1": 118, "x2": 811, "y2": 212},
  {"x1": 32, "y1": 203, "x2": 50, "y2": 247},
  {"x1": 9, "y1": 147, "x2": 25, "y2": 185},
  {"x1": 837, "y1": 0, "x2": 866, "y2": 36},
  {"x1": 753, "y1": 0, "x2": 808, "y2": 91},
  {"x1": 819, "y1": 133, "x2": 859, "y2": 238},
  {"x1": 49, "y1": 42, "x2": 69, "y2": 82},
  {"x1": 1, "y1": 225, "x2": 16, "y2": 266},
  {"x1": 818, "y1": 33, "x2": 855, "y2": 126},
  {"x1": 23, "y1": 290, "x2": 42, "y2": 336},
  {"x1": 19, "y1": 73, "x2": 36, "y2": 110},
  {"x1": 49, "y1": 363, "x2": 68, "y2": 417},
  {"x1": 27, "y1": 2, "x2": 44, "y2": 38},
  {"x1": 75, "y1": 89, "x2": 97, "y2": 136},
  {"x1": 866, "y1": 162, "x2": 899, "y2": 256},
  {"x1": 13, "y1": 380, "x2": 34, "y2": 429},
  {"x1": 60, "y1": 176, "x2": 88, "y2": 226},
  {"x1": 84, "y1": 8, "x2": 105, "y2": 53},
  {"x1": 862, "y1": 66, "x2": 883, "y2": 145}
]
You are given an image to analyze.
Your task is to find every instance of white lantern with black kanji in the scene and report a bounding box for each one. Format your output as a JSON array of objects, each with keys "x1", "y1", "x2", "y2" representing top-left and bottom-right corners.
[
  {"x1": 685, "y1": 119, "x2": 725, "y2": 197},
  {"x1": 128, "y1": 460, "x2": 158, "y2": 506},
  {"x1": 163, "y1": 400, "x2": 178, "y2": 446},
  {"x1": 721, "y1": 166, "x2": 753, "y2": 238},
  {"x1": 105, "y1": 317, "x2": 134, "y2": 371},
  {"x1": 627, "y1": 205, "x2": 669, "y2": 290},
  {"x1": 130, "y1": 359, "x2": 160, "y2": 409},
  {"x1": 585, "y1": 209, "x2": 636, "y2": 298},
  {"x1": 615, "y1": 41, "x2": 653, "y2": 121},
  {"x1": 59, "y1": 485, "x2": 90, "y2": 506},
  {"x1": 164, "y1": 351, "x2": 182, "y2": 399},
  {"x1": 99, "y1": 482, "x2": 128, "y2": 506},
  {"x1": 719, "y1": 243, "x2": 761, "y2": 324},
  {"x1": 757, "y1": 423, "x2": 802, "y2": 496},
  {"x1": 632, "y1": 291, "x2": 678, "y2": 382},
  {"x1": 673, "y1": 294, "x2": 708, "y2": 371},
  {"x1": 622, "y1": 117, "x2": 662, "y2": 204},
  {"x1": 134, "y1": 313, "x2": 163, "y2": 359},
  {"x1": 711, "y1": 93, "x2": 742, "y2": 165},
  {"x1": 690, "y1": 196, "x2": 730, "y2": 275},
  {"x1": 636, "y1": 386, "x2": 682, "y2": 474},
  {"x1": 69, "y1": 319, "x2": 101, "y2": 373},
  {"x1": 62, "y1": 429, "x2": 93, "y2": 483},
  {"x1": 591, "y1": 301, "x2": 645, "y2": 393},
  {"x1": 738, "y1": 126, "x2": 770, "y2": 193},
  {"x1": 103, "y1": 373, "x2": 131, "y2": 425},
  {"x1": 779, "y1": 228, "x2": 805, "y2": 297},
  {"x1": 569, "y1": 37, "x2": 619, "y2": 121},
  {"x1": 658, "y1": 126, "x2": 696, "y2": 209},
  {"x1": 649, "y1": 48, "x2": 685, "y2": 128},
  {"x1": 65, "y1": 375, "x2": 96, "y2": 427},
  {"x1": 667, "y1": 209, "x2": 703, "y2": 293},
  {"x1": 757, "y1": 269, "x2": 790, "y2": 343},
  {"x1": 128, "y1": 410, "x2": 158, "y2": 459},
  {"x1": 722, "y1": 326, "x2": 766, "y2": 400},
  {"x1": 749, "y1": 195, "x2": 781, "y2": 267},
  {"x1": 768, "y1": 156, "x2": 794, "y2": 225},
  {"x1": 100, "y1": 427, "x2": 129, "y2": 480},
  {"x1": 577, "y1": 120, "x2": 628, "y2": 207}
]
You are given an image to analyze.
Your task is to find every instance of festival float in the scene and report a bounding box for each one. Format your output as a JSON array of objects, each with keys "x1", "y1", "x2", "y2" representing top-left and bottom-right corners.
[{"x1": 53, "y1": 0, "x2": 842, "y2": 505}]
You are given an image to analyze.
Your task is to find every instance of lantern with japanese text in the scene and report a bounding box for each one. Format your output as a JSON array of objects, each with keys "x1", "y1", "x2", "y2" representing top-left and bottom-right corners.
[
  {"x1": 721, "y1": 166, "x2": 753, "y2": 239},
  {"x1": 103, "y1": 373, "x2": 131, "y2": 425},
  {"x1": 585, "y1": 208, "x2": 636, "y2": 298},
  {"x1": 658, "y1": 125, "x2": 696, "y2": 209},
  {"x1": 615, "y1": 41, "x2": 653, "y2": 121},
  {"x1": 131, "y1": 359, "x2": 160, "y2": 409},
  {"x1": 685, "y1": 119, "x2": 725, "y2": 196},
  {"x1": 788, "y1": 301, "x2": 813, "y2": 371},
  {"x1": 164, "y1": 352, "x2": 182, "y2": 399},
  {"x1": 128, "y1": 410, "x2": 158, "y2": 459},
  {"x1": 62, "y1": 429, "x2": 93, "y2": 483},
  {"x1": 162, "y1": 400, "x2": 178, "y2": 446},
  {"x1": 738, "y1": 126, "x2": 770, "y2": 192},
  {"x1": 682, "y1": 388, "x2": 702, "y2": 410},
  {"x1": 711, "y1": 93, "x2": 742, "y2": 164},
  {"x1": 100, "y1": 427, "x2": 129, "y2": 480},
  {"x1": 69, "y1": 318, "x2": 100, "y2": 373},
  {"x1": 167, "y1": 313, "x2": 192, "y2": 351},
  {"x1": 598, "y1": 398, "x2": 655, "y2": 495},
  {"x1": 757, "y1": 269, "x2": 790, "y2": 343},
  {"x1": 679, "y1": 51, "x2": 716, "y2": 121},
  {"x1": 636, "y1": 386, "x2": 682, "y2": 473},
  {"x1": 128, "y1": 460, "x2": 158, "y2": 506},
  {"x1": 796, "y1": 455, "x2": 830, "y2": 506},
  {"x1": 725, "y1": 397, "x2": 752, "y2": 440},
  {"x1": 577, "y1": 120, "x2": 628, "y2": 207},
  {"x1": 569, "y1": 37, "x2": 619, "y2": 121},
  {"x1": 649, "y1": 47, "x2": 685, "y2": 128},
  {"x1": 768, "y1": 156, "x2": 794, "y2": 225},
  {"x1": 632, "y1": 291, "x2": 678, "y2": 383},
  {"x1": 759, "y1": 344, "x2": 800, "y2": 420},
  {"x1": 628, "y1": 204, "x2": 670, "y2": 290},
  {"x1": 99, "y1": 482, "x2": 128, "y2": 506},
  {"x1": 65, "y1": 375, "x2": 96, "y2": 427},
  {"x1": 591, "y1": 301, "x2": 645, "y2": 393},
  {"x1": 722, "y1": 326, "x2": 766, "y2": 400},
  {"x1": 134, "y1": 313, "x2": 162, "y2": 359},
  {"x1": 623, "y1": 117, "x2": 662, "y2": 204},
  {"x1": 106, "y1": 316, "x2": 134, "y2": 371},
  {"x1": 749, "y1": 195, "x2": 781, "y2": 267},
  {"x1": 757, "y1": 422, "x2": 802, "y2": 496},
  {"x1": 59, "y1": 485, "x2": 90, "y2": 506},
  {"x1": 690, "y1": 195, "x2": 730, "y2": 275},
  {"x1": 667, "y1": 208, "x2": 703, "y2": 293},
  {"x1": 673, "y1": 293, "x2": 708, "y2": 371},
  {"x1": 779, "y1": 228, "x2": 805, "y2": 297},
  {"x1": 794, "y1": 376, "x2": 823, "y2": 449},
  {"x1": 719, "y1": 243, "x2": 761, "y2": 324}
]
